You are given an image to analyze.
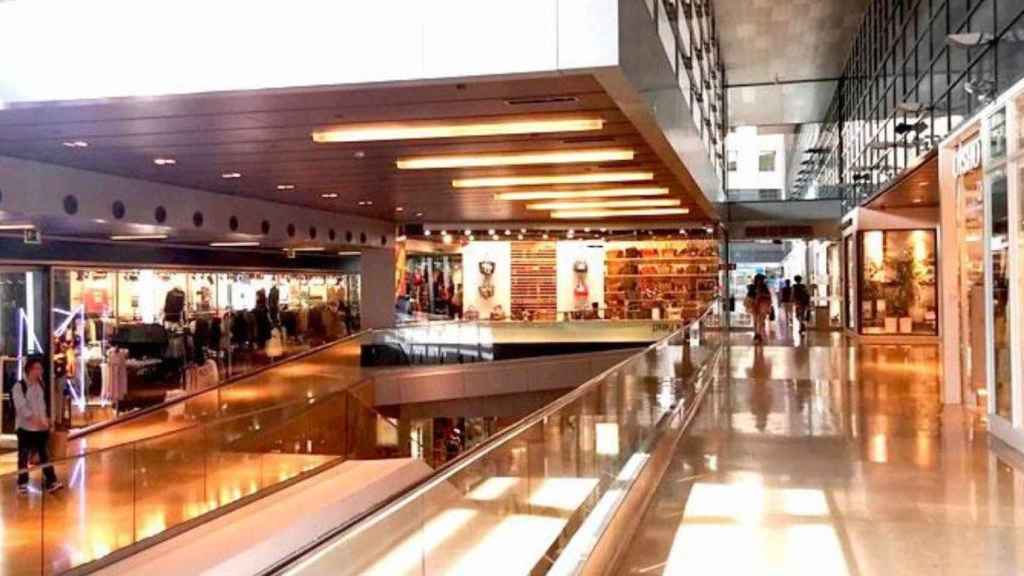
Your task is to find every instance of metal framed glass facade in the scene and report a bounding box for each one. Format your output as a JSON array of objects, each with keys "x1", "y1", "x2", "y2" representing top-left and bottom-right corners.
[{"x1": 797, "y1": 0, "x2": 1024, "y2": 208}]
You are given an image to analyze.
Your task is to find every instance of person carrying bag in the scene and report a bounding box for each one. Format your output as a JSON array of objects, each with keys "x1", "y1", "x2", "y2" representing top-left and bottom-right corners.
[{"x1": 12, "y1": 357, "x2": 63, "y2": 494}]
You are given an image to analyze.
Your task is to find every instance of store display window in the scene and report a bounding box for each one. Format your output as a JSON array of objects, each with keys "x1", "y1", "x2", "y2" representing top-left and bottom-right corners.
[
  {"x1": 604, "y1": 240, "x2": 719, "y2": 321},
  {"x1": 858, "y1": 229, "x2": 938, "y2": 335},
  {"x1": 398, "y1": 254, "x2": 463, "y2": 320},
  {"x1": 51, "y1": 266, "x2": 360, "y2": 428}
]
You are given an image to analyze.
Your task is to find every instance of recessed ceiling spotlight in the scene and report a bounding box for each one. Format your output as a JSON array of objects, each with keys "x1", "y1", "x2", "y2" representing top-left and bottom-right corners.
[
  {"x1": 517, "y1": 234, "x2": 524, "y2": 240},
  {"x1": 519, "y1": 228, "x2": 526, "y2": 233},
  {"x1": 504, "y1": 230, "x2": 511, "y2": 236},
  {"x1": 491, "y1": 234, "x2": 499, "y2": 240},
  {"x1": 584, "y1": 227, "x2": 591, "y2": 232},
  {"x1": 358, "y1": 200, "x2": 374, "y2": 206},
  {"x1": 153, "y1": 158, "x2": 176, "y2": 166},
  {"x1": 542, "y1": 233, "x2": 550, "y2": 240},
  {"x1": 441, "y1": 230, "x2": 448, "y2": 235},
  {"x1": 442, "y1": 234, "x2": 454, "y2": 245},
  {"x1": 353, "y1": 150, "x2": 366, "y2": 159},
  {"x1": 221, "y1": 172, "x2": 242, "y2": 179},
  {"x1": 321, "y1": 193, "x2": 340, "y2": 199},
  {"x1": 464, "y1": 229, "x2": 472, "y2": 236},
  {"x1": 912, "y1": 198, "x2": 924, "y2": 204},
  {"x1": 276, "y1": 184, "x2": 296, "y2": 190},
  {"x1": 425, "y1": 229, "x2": 432, "y2": 236},
  {"x1": 62, "y1": 141, "x2": 88, "y2": 148},
  {"x1": 488, "y1": 228, "x2": 496, "y2": 235},
  {"x1": 416, "y1": 212, "x2": 424, "y2": 217},
  {"x1": 395, "y1": 206, "x2": 405, "y2": 212}
]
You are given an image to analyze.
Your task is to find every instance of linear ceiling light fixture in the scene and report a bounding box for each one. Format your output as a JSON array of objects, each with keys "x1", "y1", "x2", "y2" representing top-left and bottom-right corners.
[
  {"x1": 285, "y1": 246, "x2": 326, "y2": 252},
  {"x1": 527, "y1": 199, "x2": 681, "y2": 211},
  {"x1": 209, "y1": 241, "x2": 261, "y2": 247},
  {"x1": 496, "y1": 187, "x2": 670, "y2": 201},
  {"x1": 312, "y1": 115, "x2": 605, "y2": 143},
  {"x1": 453, "y1": 171, "x2": 655, "y2": 188},
  {"x1": 550, "y1": 208, "x2": 690, "y2": 219},
  {"x1": 397, "y1": 148, "x2": 634, "y2": 170},
  {"x1": 0, "y1": 223, "x2": 36, "y2": 231},
  {"x1": 110, "y1": 234, "x2": 169, "y2": 241}
]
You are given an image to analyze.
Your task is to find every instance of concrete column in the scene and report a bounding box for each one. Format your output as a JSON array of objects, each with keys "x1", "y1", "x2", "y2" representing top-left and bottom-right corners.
[{"x1": 360, "y1": 247, "x2": 396, "y2": 329}]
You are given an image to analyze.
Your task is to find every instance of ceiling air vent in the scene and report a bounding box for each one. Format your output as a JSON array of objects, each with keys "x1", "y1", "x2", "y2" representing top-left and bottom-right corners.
[{"x1": 505, "y1": 96, "x2": 578, "y2": 106}]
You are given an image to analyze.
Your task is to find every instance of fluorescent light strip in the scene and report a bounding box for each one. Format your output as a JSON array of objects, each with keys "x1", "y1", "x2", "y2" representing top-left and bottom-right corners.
[
  {"x1": 110, "y1": 234, "x2": 168, "y2": 241},
  {"x1": 397, "y1": 148, "x2": 634, "y2": 170},
  {"x1": 337, "y1": 251, "x2": 361, "y2": 256},
  {"x1": 550, "y1": 208, "x2": 690, "y2": 219},
  {"x1": 454, "y1": 171, "x2": 654, "y2": 188},
  {"x1": 312, "y1": 116, "x2": 604, "y2": 143},
  {"x1": 495, "y1": 187, "x2": 669, "y2": 201},
  {"x1": 0, "y1": 224, "x2": 36, "y2": 231},
  {"x1": 284, "y1": 247, "x2": 325, "y2": 252},
  {"x1": 527, "y1": 199, "x2": 681, "y2": 210},
  {"x1": 209, "y1": 241, "x2": 260, "y2": 247}
]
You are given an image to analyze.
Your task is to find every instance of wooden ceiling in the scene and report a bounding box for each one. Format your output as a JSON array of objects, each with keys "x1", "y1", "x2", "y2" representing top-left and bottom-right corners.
[
  {"x1": 0, "y1": 74, "x2": 710, "y2": 224},
  {"x1": 863, "y1": 152, "x2": 939, "y2": 210}
]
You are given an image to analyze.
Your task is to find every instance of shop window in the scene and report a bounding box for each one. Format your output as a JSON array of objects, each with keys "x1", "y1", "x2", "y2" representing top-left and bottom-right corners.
[
  {"x1": 154, "y1": 206, "x2": 167, "y2": 223},
  {"x1": 63, "y1": 194, "x2": 79, "y2": 215},
  {"x1": 758, "y1": 150, "x2": 776, "y2": 172},
  {"x1": 859, "y1": 229, "x2": 937, "y2": 335},
  {"x1": 112, "y1": 201, "x2": 126, "y2": 220}
]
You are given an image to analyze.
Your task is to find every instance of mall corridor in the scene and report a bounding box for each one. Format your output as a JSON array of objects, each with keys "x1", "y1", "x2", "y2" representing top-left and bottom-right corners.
[{"x1": 617, "y1": 335, "x2": 1024, "y2": 576}]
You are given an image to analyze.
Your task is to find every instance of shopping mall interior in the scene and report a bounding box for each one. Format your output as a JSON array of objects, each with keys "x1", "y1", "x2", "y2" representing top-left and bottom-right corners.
[{"x1": 2, "y1": 1, "x2": 1024, "y2": 575}]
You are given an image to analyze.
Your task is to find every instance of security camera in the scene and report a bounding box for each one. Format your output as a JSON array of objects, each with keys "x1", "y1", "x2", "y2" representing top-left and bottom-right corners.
[{"x1": 947, "y1": 32, "x2": 995, "y2": 48}]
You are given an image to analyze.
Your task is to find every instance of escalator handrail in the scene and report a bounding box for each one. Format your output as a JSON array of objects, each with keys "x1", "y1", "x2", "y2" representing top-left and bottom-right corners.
[{"x1": 261, "y1": 300, "x2": 720, "y2": 576}]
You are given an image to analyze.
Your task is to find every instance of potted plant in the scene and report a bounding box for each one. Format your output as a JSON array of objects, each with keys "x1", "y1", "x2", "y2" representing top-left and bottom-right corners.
[{"x1": 888, "y1": 248, "x2": 918, "y2": 333}]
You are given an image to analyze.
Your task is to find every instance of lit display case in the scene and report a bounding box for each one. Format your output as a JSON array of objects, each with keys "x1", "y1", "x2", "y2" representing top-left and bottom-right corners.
[{"x1": 858, "y1": 229, "x2": 938, "y2": 335}]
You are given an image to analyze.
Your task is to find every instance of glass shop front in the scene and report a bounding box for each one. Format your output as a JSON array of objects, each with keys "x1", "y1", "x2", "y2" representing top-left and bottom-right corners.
[{"x1": 3, "y1": 264, "x2": 359, "y2": 433}]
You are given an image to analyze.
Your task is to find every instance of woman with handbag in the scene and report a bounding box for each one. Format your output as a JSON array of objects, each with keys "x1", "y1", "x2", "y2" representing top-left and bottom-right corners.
[{"x1": 751, "y1": 274, "x2": 774, "y2": 344}]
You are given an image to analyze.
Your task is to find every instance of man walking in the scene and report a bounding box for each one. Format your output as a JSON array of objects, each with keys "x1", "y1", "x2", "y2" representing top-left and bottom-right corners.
[
  {"x1": 13, "y1": 357, "x2": 63, "y2": 494},
  {"x1": 792, "y1": 275, "x2": 812, "y2": 335}
]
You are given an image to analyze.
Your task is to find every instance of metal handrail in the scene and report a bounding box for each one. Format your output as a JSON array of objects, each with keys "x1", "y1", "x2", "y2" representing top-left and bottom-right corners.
[{"x1": 261, "y1": 299, "x2": 720, "y2": 575}]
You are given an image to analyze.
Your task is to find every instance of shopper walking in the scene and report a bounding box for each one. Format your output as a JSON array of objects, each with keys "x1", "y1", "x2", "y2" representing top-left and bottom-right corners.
[
  {"x1": 793, "y1": 275, "x2": 812, "y2": 334},
  {"x1": 752, "y1": 274, "x2": 774, "y2": 344},
  {"x1": 13, "y1": 357, "x2": 63, "y2": 494},
  {"x1": 779, "y1": 279, "x2": 793, "y2": 327}
]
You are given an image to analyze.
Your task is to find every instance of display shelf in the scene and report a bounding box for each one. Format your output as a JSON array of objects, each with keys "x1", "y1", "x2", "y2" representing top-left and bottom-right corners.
[
  {"x1": 606, "y1": 274, "x2": 717, "y2": 278},
  {"x1": 606, "y1": 257, "x2": 719, "y2": 262}
]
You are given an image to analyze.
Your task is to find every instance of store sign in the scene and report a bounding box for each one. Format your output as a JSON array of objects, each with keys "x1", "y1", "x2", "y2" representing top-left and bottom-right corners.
[{"x1": 955, "y1": 138, "x2": 982, "y2": 176}]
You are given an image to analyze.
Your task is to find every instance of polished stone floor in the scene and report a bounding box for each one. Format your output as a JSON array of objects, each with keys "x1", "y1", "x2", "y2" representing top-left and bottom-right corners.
[{"x1": 617, "y1": 333, "x2": 1024, "y2": 575}]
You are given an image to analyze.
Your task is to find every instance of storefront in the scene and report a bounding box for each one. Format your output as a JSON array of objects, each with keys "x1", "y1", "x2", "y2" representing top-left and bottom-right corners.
[
  {"x1": 841, "y1": 184, "x2": 940, "y2": 338},
  {"x1": 397, "y1": 232, "x2": 722, "y2": 325},
  {"x1": 939, "y1": 77, "x2": 1024, "y2": 451},
  {"x1": 0, "y1": 241, "x2": 361, "y2": 433}
]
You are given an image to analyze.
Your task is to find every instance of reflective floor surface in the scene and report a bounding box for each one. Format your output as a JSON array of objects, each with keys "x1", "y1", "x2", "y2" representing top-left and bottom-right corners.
[{"x1": 617, "y1": 334, "x2": 1024, "y2": 575}]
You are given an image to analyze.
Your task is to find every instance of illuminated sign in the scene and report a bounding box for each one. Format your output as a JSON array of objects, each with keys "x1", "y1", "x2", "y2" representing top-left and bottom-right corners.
[{"x1": 955, "y1": 138, "x2": 982, "y2": 176}]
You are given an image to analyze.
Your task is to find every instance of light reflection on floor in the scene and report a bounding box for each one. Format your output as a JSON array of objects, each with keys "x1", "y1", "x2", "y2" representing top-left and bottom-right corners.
[{"x1": 617, "y1": 335, "x2": 1024, "y2": 576}]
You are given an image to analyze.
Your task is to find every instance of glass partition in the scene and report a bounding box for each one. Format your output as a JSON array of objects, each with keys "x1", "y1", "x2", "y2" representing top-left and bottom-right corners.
[
  {"x1": 2, "y1": 373, "x2": 414, "y2": 575},
  {"x1": 275, "y1": 302, "x2": 723, "y2": 575},
  {"x1": 858, "y1": 229, "x2": 938, "y2": 335}
]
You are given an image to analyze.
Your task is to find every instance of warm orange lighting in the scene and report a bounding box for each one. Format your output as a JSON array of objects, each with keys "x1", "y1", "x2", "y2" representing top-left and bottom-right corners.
[
  {"x1": 551, "y1": 207, "x2": 690, "y2": 219},
  {"x1": 110, "y1": 234, "x2": 168, "y2": 241},
  {"x1": 453, "y1": 171, "x2": 655, "y2": 188},
  {"x1": 495, "y1": 187, "x2": 669, "y2": 201},
  {"x1": 527, "y1": 198, "x2": 681, "y2": 211},
  {"x1": 397, "y1": 148, "x2": 634, "y2": 170},
  {"x1": 312, "y1": 116, "x2": 604, "y2": 143}
]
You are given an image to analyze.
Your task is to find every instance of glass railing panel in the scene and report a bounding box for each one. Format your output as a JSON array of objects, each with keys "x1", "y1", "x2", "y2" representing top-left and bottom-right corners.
[
  {"x1": 1, "y1": 466, "x2": 42, "y2": 576},
  {"x1": 277, "y1": 302, "x2": 722, "y2": 575},
  {"x1": 131, "y1": 426, "x2": 208, "y2": 542}
]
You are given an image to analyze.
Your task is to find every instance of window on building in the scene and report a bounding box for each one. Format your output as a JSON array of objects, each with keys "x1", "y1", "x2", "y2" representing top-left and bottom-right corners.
[
  {"x1": 727, "y1": 150, "x2": 738, "y2": 172},
  {"x1": 758, "y1": 150, "x2": 776, "y2": 172}
]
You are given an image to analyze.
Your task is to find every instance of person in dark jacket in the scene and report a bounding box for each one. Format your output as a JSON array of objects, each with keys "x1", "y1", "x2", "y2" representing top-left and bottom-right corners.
[{"x1": 793, "y1": 275, "x2": 812, "y2": 334}]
